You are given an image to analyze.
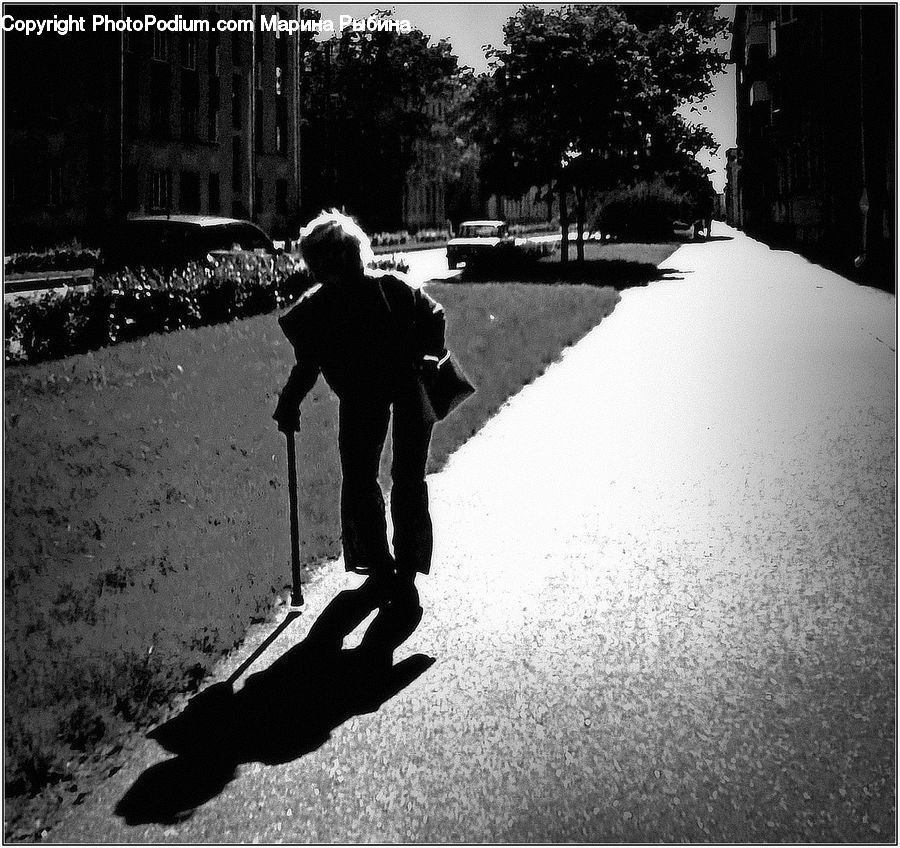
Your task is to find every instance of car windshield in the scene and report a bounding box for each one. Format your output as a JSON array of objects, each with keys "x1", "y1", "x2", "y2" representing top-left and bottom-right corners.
[
  {"x1": 203, "y1": 223, "x2": 271, "y2": 252},
  {"x1": 460, "y1": 224, "x2": 504, "y2": 238}
]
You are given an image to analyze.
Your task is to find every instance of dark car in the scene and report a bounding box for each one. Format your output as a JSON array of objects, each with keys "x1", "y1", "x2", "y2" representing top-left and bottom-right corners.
[
  {"x1": 95, "y1": 215, "x2": 277, "y2": 277},
  {"x1": 446, "y1": 220, "x2": 513, "y2": 271}
]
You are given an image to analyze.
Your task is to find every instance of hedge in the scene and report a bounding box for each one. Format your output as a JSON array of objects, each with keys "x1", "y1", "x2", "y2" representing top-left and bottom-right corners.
[
  {"x1": 5, "y1": 246, "x2": 100, "y2": 275},
  {"x1": 593, "y1": 179, "x2": 693, "y2": 241},
  {"x1": 4, "y1": 254, "x2": 407, "y2": 366}
]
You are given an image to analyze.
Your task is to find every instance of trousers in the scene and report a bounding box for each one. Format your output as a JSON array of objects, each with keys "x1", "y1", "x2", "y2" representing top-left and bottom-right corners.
[{"x1": 338, "y1": 392, "x2": 434, "y2": 576}]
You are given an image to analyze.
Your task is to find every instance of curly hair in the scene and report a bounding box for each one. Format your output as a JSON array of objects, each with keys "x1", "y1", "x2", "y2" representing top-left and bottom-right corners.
[{"x1": 297, "y1": 209, "x2": 375, "y2": 274}]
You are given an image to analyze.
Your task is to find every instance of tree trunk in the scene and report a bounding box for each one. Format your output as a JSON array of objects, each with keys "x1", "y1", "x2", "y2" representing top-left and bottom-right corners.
[
  {"x1": 575, "y1": 187, "x2": 585, "y2": 263},
  {"x1": 558, "y1": 185, "x2": 569, "y2": 266}
]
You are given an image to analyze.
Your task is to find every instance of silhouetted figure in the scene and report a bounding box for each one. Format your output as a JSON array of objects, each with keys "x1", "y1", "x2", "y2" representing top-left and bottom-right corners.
[
  {"x1": 694, "y1": 184, "x2": 716, "y2": 240},
  {"x1": 273, "y1": 210, "x2": 446, "y2": 602},
  {"x1": 115, "y1": 578, "x2": 432, "y2": 825}
]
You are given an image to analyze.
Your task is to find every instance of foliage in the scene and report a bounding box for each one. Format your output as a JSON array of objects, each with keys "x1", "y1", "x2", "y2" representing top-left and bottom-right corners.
[
  {"x1": 4, "y1": 254, "x2": 407, "y2": 366},
  {"x1": 371, "y1": 230, "x2": 411, "y2": 247},
  {"x1": 370, "y1": 229, "x2": 450, "y2": 246},
  {"x1": 5, "y1": 246, "x2": 100, "y2": 275},
  {"x1": 297, "y1": 9, "x2": 461, "y2": 231},
  {"x1": 3, "y1": 280, "x2": 625, "y2": 820},
  {"x1": 4, "y1": 255, "x2": 309, "y2": 365},
  {"x1": 467, "y1": 4, "x2": 729, "y2": 260},
  {"x1": 592, "y1": 179, "x2": 693, "y2": 240},
  {"x1": 508, "y1": 221, "x2": 560, "y2": 237},
  {"x1": 413, "y1": 228, "x2": 452, "y2": 243}
]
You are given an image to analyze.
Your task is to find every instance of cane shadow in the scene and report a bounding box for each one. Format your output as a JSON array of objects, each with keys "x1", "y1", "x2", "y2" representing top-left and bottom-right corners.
[{"x1": 114, "y1": 581, "x2": 433, "y2": 826}]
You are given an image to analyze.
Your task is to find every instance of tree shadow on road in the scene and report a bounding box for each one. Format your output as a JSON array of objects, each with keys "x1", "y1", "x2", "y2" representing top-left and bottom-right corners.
[
  {"x1": 114, "y1": 580, "x2": 433, "y2": 826},
  {"x1": 460, "y1": 259, "x2": 688, "y2": 291}
]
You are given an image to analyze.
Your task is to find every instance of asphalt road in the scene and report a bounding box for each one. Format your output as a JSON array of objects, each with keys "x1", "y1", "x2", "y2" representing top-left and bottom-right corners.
[{"x1": 50, "y1": 224, "x2": 895, "y2": 842}]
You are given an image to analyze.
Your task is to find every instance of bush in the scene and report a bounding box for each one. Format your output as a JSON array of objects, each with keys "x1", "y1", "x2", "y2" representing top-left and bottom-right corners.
[
  {"x1": 5, "y1": 254, "x2": 410, "y2": 366},
  {"x1": 370, "y1": 230, "x2": 410, "y2": 247},
  {"x1": 508, "y1": 221, "x2": 557, "y2": 237},
  {"x1": 5, "y1": 244, "x2": 100, "y2": 275},
  {"x1": 413, "y1": 228, "x2": 451, "y2": 243},
  {"x1": 593, "y1": 179, "x2": 692, "y2": 241}
]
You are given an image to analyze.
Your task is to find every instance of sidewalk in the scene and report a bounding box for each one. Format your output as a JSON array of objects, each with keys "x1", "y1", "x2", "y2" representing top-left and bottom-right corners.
[{"x1": 52, "y1": 224, "x2": 895, "y2": 842}]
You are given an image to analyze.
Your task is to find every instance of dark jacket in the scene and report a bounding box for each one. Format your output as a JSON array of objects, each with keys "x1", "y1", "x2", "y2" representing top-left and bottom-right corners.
[{"x1": 277, "y1": 270, "x2": 446, "y2": 413}]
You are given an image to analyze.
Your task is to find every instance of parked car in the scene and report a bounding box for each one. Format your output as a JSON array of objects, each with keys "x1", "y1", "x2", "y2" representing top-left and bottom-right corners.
[
  {"x1": 446, "y1": 220, "x2": 514, "y2": 270},
  {"x1": 95, "y1": 215, "x2": 278, "y2": 277}
]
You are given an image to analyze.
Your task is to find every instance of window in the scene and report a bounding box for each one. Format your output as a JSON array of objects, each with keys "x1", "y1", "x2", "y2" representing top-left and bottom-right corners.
[
  {"x1": 256, "y1": 61, "x2": 264, "y2": 91},
  {"x1": 255, "y1": 91, "x2": 264, "y2": 153},
  {"x1": 254, "y1": 176, "x2": 263, "y2": 213},
  {"x1": 124, "y1": 57, "x2": 140, "y2": 133},
  {"x1": 208, "y1": 111, "x2": 220, "y2": 144},
  {"x1": 232, "y1": 33, "x2": 243, "y2": 66},
  {"x1": 209, "y1": 32, "x2": 220, "y2": 76},
  {"x1": 181, "y1": 70, "x2": 199, "y2": 140},
  {"x1": 150, "y1": 62, "x2": 171, "y2": 137},
  {"x1": 232, "y1": 137, "x2": 243, "y2": 190},
  {"x1": 275, "y1": 96, "x2": 287, "y2": 154},
  {"x1": 150, "y1": 169, "x2": 171, "y2": 210},
  {"x1": 768, "y1": 20, "x2": 778, "y2": 57},
  {"x1": 124, "y1": 166, "x2": 139, "y2": 210},
  {"x1": 125, "y1": 31, "x2": 150, "y2": 57},
  {"x1": 49, "y1": 164, "x2": 63, "y2": 206},
  {"x1": 180, "y1": 171, "x2": 201, "y2": 213},
  {"x1": 750, "y1": 80, "x2": 770, "y2": 106},
  {"x1": 232, "y1": 73, "x2": 243, "y2": 128},
  {"x1": 209, "y1": 173, "x2": 221, "y2": 214},
  {"x1": 152, "y1": 32, "x2": 168, "y2": 61},
  {"x1": 216, "y1": 222, "x2": 269, "y2": 251},
  {"x1": 276, "y1": 179, "x2": 288, "y2": 214},
  {"x1": 208, "y1": 77, "x2": 220, "y2": 142},
  {"x1": 275, "y1": 65, "x2": 282, "y2": 95},
  {"x1": 181, "y1": 34, "x2": 197, "y2": 69}
]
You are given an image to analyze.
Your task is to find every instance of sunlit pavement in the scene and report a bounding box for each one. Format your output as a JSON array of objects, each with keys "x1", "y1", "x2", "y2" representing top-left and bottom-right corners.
[{"x1": 52, "y1": 223, "x2": 895, "y2": 842}]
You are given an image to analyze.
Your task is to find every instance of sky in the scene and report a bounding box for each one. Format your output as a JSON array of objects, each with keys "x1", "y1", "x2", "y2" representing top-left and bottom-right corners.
[{"x1": 304, "y1": 3, "x2": 737, "y2": 191}]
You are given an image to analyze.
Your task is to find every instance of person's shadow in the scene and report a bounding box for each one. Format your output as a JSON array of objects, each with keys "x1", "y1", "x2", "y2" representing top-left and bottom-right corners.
[{"x1": 114, "y1": 579, "x2": 433, "y2": 826}]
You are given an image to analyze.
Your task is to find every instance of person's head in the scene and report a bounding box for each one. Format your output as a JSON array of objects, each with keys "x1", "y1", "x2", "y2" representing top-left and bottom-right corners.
[{"x1": 297, "y1": 210, "x2": 374, "y2": 285}]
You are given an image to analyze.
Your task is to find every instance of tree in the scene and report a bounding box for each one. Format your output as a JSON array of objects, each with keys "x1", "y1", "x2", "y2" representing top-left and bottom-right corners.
[
  {"x1": 298, "y1": 10, "x2": 461, "y2": 231},
  {"x1": 468, "y1": 5, "x2": 729, "y2": 261},
  {"x1": 466, "y1": 5, "x2": 644, "y2": 262}
]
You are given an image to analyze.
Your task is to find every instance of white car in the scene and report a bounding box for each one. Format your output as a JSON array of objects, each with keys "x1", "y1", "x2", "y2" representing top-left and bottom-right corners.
[{"x1": 446, "y1": 220, "x2": 514, "y2": 270}]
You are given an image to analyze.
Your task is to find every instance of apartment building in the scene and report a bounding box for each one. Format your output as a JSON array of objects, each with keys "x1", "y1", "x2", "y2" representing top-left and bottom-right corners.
[
  {"x1": 728, "y1": 5, "x2": 894, "y2": 283},
  {"x1": 4, "y1": 4, "x2": 300, "y2": 250}
]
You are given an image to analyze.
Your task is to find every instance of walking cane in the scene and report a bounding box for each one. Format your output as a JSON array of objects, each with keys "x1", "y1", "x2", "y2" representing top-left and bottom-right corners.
[{"x1": 285, "y1": 429, "x2": 305, "y2": 607}]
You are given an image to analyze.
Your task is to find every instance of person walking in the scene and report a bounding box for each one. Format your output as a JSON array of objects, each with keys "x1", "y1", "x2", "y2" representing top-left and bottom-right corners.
[
  {"x1": 273, "y1": 210, "x2": 447, "y2": 646},
  {"x1": 695, "y1": 182, "x2": 716, "y2": 240}
]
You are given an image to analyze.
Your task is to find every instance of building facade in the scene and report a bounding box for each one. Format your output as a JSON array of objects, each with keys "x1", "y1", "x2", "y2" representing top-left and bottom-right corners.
[
  {"x1": 728, "y1": 5, "x2": 894, "y2": 284},
  {"x1": 5, "y1": 4, "x2": 300, "y2": 250}
]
